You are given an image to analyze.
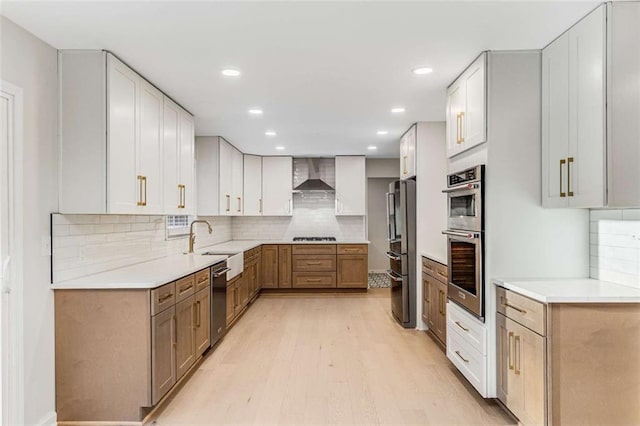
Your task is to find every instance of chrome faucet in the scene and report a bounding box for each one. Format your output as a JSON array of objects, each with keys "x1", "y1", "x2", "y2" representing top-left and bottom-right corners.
[{"x1": 188, "y1": 220, "x2": 213, "y2": 253}]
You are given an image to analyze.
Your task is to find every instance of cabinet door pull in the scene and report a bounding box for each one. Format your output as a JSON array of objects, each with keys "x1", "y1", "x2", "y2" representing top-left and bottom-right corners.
[
  {"x1": 237, "y1": 197, "x2": 241, "y2": 212},
  {"x1": 437, "y1": 270, "x2": 448, "y2": 279},
  {"x1": 196, "y1": 301, "x2": 201, "y2": 328},
  {"x1": 459, "y1": 111, "x2": 465, "y2": 143},
  {"x1": 158, "y1": 293, "x2": 174, "y2": 304},
  {"x1": 259, "y1": 198, "x2": 262, "y2": 213},
  {"x1": 179, "y1": 283, "x2": 193, "y2": 294},
  {"x1": 172, "y1": 315, "x2": 177, "y2": 347},
  {"x1": 403, "y1": 156, "x2": 408, "y2": 175},
  {"x1": 567, "y1": 157, "x2": 574, "y2": 197},
  {"x1": 226, "y1": 194, "x2": 231, "y2": 212},
  {"x1": 455, "y1": 350, "x2": 469, "y2": 363},
  {"x1": 514, "y1": 335, "x2": 521, "y2": 375},
  {"x1": 454, "y1": 321, "x2": 469, "y2": 332},
  {"x1": 508, "y1": 331, "x2": 514, "y2": 370},
  {"x1": 137, "y1": 176, "x2": 144, "y2": 206},
  {"x1": 198, "y1": 276, "x2": 208, "y2": 284},
  {"x1": 560, "y1": 159, "x2": 567, "y2": 197},
  {"x1": 500, "y1": 296, "x2": 527, "y2": 314}
]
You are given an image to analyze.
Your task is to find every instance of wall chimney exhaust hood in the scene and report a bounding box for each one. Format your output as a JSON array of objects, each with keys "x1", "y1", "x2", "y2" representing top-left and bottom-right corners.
[{"x1": 293, "y1": 158, "x2": 335, "y2": 192}]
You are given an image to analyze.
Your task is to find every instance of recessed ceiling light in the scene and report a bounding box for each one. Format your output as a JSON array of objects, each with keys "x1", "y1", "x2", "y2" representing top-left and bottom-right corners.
[
  {"x1": 377, "y1": 130, "x2": 388, "y2": 135},
  {"x1": 221, "y1": 69, "x2": 241, "y2": 77},
  {"x1": 265, "y1": 130, "x2": 277, "y2": 137},
  {"x1": 391, "y1": 107, "x2": 406, "y2": 113},
  {"x1": 412, "y1": 67, "x2": 433, "y2": 75},
  {"x1": 275, "y1": 146, "x2": 285, "y2": 150},
  {"x1": 248, "y1": 109, "x2": 263, "y2": 115},
  {"x1": 368, "y1": 146, "x2": 378, "y2": 150}
]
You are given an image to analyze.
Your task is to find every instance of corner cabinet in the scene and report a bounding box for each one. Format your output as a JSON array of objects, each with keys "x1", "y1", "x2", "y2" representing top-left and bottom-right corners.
[
  {"x1": 446, "y1": 52, "x2": 487, "y2": 158},
  {"x1": 335, "y1": 156, "x2": 366, "y2": 215},
  {"x1": 59, "y1": 50, "x2": 195, "y2": 214},
  {"x1": 542, "y1": 3, "x2": 640, "y2": 208},
  {"x1": 399, "y1": 125, "x2": 416, "y2": 179}
]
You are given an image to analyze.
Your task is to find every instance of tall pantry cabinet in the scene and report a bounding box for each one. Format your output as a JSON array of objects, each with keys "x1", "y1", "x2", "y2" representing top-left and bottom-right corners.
[{"x1": 59, "y1": 50, "x2": 195, "y2": 214}]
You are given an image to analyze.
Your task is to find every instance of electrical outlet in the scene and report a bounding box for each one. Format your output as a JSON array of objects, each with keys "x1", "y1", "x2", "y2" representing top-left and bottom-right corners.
[{"x1": 41, "y1": 236, "x2": 51, "y2": 257}]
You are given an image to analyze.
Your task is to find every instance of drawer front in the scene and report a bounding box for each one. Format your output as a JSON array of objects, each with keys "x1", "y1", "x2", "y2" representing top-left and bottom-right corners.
[
  {"x1": 175, "y1": 274, "x2": 196, "y2": 303},
  {"x1": 496, "y1": 286, "x2": 546, "y2": 336},
  {"x1": 244, "y1": 246, "x2": 261, "y2": 262},
  {"x1": 337, "y1": 244, "x2": 368, "y2": 255},
  {"x1": 292, "y1": 272, "x2": 336, "y2": 288},
  {"x1": 195, "y1": 269, "x2": 210, "y2": 292},
  {"x1": 447, "y1": 300, "x2": 487, "y2": 355},
  {"x1": 151, "y1": 282, "x2": 176, "y2": 315},
  {"x1": 422, "y1": 257, "x2": 448, "y2": 283},
  {"x1": 447, "y1": 329, "x2": 488, "y2": 397},
  {"x1": 292, "y1": 255, "x2": 336, "y2": 272},
  {"x1": 292, "y1": 244, "x2": 337, "y2": 255}
]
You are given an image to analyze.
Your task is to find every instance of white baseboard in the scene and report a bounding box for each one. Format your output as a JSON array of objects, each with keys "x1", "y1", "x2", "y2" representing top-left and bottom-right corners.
[{"x1": 35, "y1": 411, "x2": 57, "y2": 426}]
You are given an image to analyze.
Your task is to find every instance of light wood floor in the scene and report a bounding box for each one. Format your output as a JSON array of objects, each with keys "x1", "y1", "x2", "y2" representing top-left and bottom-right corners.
[{"x1": 152, "y1": 289, "x2": 516, "y2": 425}]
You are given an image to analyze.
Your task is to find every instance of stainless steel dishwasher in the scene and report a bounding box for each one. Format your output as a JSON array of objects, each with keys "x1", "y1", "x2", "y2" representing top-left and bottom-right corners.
[{"x1": 210, "y1": 261, "x2": 230, "y2": 347}]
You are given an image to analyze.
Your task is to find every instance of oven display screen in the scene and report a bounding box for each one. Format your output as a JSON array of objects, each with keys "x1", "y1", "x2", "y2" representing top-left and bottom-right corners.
[{"x1": 450, "y1": 241, "x2": 477, "y2": 295}]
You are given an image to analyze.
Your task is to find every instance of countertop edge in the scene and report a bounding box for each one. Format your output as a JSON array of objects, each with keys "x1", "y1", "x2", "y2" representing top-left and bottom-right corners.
[{"x1": 494, "y1": 279, "x2": 640, "y2": 304}]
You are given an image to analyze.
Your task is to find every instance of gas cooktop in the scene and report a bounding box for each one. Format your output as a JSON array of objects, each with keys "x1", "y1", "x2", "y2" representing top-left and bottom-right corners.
[{"x1": 292, "y1": 237, "x2": 337, "y2": 242}]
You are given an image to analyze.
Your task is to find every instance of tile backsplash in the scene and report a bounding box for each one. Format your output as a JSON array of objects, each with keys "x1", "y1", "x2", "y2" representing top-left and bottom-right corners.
[
  {"x1": 52, "y1": 193, "x2": 365, "y2": 282},
  {"x1": 590, "y1": 209, "x2": 640, "y2": 288},
  {"x1": 52, "y1": 214, "x2": 231, "y2": 282}
]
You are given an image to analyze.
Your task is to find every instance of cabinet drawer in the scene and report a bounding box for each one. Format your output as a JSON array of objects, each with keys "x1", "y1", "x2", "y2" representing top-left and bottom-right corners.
[
  {"x1": 175, "y1": 274, "x2": 196, "y2": 303},
  {"x1": 151, "y1": 282, "x2": 176, "y2": 316},
  {"x1": 422, "y1": 257, "x2": 448, "y2": 283},
  {"x1": 337, "y1": 244, "x2": 368, "y2": 255},
  {"x1": 292, "y1": 244, "x2": 337, "y2": 255},
  {"x1": 496, "y1": 287, "x2": 546, "y2": 336},
  {"x1": 447, "y1": 328, "x2": 487, "y2": 397},
  {"x1": 244, "y1": 246, "x2": 261, "y2": 262},
  {"x1": 292, "y1": 272, "x2": 336, "y2": 288},
  {"x1": 292, "y1": 255, "x2": 336, "y2": 272},
  {"x1": 447, "y1": 300, "x2": 487, "y2": 355},
  {"x1": 194, "y1": 269, "x2": 210, "y2": 292}
]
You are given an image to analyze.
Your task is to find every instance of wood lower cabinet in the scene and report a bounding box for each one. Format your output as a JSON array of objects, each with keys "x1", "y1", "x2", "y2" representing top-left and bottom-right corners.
[
  {"x1": 226, "y1": 278, "x2": 237, "y2": 326},
  {"x1": 422, "y1": 257, "x2": 447, "y2": 347},
  {"x1": 336, "y1": 254, "x2": 367, "y2": 288},
  {"x1": 194, "y1": 287, "x2": 210, "y2": 357},
  {"x1": 151, "y1": 305, "x2": 176, "y2": 405},
  {"x1": 278, "y1": 245, "x2": 292, "y2": 288},
  {"x1": 175, "y1": 295, "x2": 196, "y2": 379},
  {"x1": 261, "y1": 244, "x2": 278, "y2": 288}
]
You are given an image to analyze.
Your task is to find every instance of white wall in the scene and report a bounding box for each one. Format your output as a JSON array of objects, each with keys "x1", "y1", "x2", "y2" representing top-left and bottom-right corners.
[
  {"x1": 0, "y1": 16, "x2": 58, "y2": 426},
  {"x1": 590, "y1": 209, "x2": 640, "y2": 288},
  {"x1": 366, "y1": 158, "x2": 398, "y2": 178}
]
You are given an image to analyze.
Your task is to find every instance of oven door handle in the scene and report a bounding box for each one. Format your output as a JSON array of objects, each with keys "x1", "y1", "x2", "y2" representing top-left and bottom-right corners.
[
  {"x1": 212, "y1": 267, "x2": 231, "y2": 277},
  {"x1": 385, "y1": 270, "x2": 404, "y2": 282},
  {"x1": 385, "y1": 251, "x2": 401, "y2": 261},
  {"x1": 442, "y1": 230, "x2": 479, "y2": 239},
  {"x1": 442, "y1": 183, "x2": 480, "y2": 193}
]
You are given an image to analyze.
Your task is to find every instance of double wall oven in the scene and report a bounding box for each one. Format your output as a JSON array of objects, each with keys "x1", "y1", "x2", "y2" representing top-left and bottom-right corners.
[{"x1": 442, "y1": 165, "x2": 485, "y2": 320}]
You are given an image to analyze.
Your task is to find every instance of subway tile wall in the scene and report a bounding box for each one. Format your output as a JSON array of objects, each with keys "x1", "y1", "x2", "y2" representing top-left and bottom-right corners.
[
  {"x1": 590, "y1": 209, "x2": 640, "y2": 288},
  {"x1": 52, "y1": 214, "x2": 232, "y2": 282},
  {"x1": 232, "y1": 192, "x2": 366, "y2": 240}
]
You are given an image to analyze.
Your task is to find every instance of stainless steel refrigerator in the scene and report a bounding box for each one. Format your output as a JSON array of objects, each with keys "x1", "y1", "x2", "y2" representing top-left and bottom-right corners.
[{"x1": 385, "y1": 179, "x2": 416, "y2": 328}]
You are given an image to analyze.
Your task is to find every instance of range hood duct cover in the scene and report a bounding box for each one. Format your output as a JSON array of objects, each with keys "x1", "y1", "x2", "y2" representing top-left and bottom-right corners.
[{"x1": 293, "y1": 158, "x2": 335, "y2": 192}]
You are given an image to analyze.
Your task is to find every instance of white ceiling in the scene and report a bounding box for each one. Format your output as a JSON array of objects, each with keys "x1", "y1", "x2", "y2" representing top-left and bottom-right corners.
[{"x1": 1, "y1": 1, "x2": 599, "y2": 157}]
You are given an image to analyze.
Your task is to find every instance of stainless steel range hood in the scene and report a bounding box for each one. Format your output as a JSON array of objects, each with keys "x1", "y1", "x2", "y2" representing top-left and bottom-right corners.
[{"x1": 293, "y1": 158, "x2": 335, "y2": 192}]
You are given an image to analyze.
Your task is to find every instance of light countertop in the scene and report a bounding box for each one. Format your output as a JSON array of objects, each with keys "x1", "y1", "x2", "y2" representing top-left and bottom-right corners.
[
  {"x1": 494, "y1": 278, "x2": 640, "y2": 303},
  {"x1": 52, "y1": 253, "x2": 228, "y2": 290}
]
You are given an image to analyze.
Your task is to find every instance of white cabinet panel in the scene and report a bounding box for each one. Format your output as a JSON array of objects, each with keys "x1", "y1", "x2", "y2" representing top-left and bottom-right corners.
[
  {"x1": 195, "y1": 137, "x2": 220, "y2": 216},
  {"x1": 446, "y1": 81, "x2": 465, "y2": 158},
  {"x1": 107, "y1": 55, "x2": 139, "y2": 214},
  {"x1": 335, "y1": 156, "x2": 365, "y2": 215},
  {"x1": 400, "y1": 125, "x2": 416, "y2": 179},
  {"x1": 232, "y1": 148, "x2": 244, "y2": 215},
  {"x1": 138, "y1": 80, "x2": 164, "y2": 214},
  {"x1": 243, "y1": 155, "x2": 263, "y2": 216},
  {"x1": 262, "y1": 157, "x2": 292, "y2": 216},
  {"x1": 178, "y1": 110, "x2": 195, "y2": 215},
  {"x1": 163, "y1": 98, "x2": 181, "y2": 214},
  {"x1": 218, "y1": 139, "x2": 234, "y2": 216}
]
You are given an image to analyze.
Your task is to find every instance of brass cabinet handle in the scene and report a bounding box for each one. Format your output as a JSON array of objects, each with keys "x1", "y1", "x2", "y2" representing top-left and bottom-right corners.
[
  {"x1": 158, "y1": 293, "x2": 174, "y2": 304},
  {"x1": 307, "y1": 278, "x2": 322, "y2": 282},
  {"x1": 508, "y1": 331, "x2": 514, "y2": 370},
  {"x1": 197, "y1": 276, "x2": 208, "y2": 284},
  {"x1": 179, "y1": 283, "x2": 193, "y2": 294},
  {"x1": 455, "y1": 350, "x2": 469, "y2": 363},
  {"x1": 437, "y1": 270, "x2": 448, "y2": 279},
  {"x1": 182, "y1": 184, "x2": 186, "y2": 208},
  {"x1": 137, "y1": 175, "x2": 144, "y2": 206},
  {"x1": 455, "y1": 113, "x2": 460, "y2": 144},
  {"x1": 172, "y1": 315, "x2": 177, "y2": 347},
  {"x1": 226, "y1": 194, "x2": 231, "y2": 212},
  {"x1": 514, "y1": 335, "x2": 521, "y2": 375},
  {"x1": 259, "y1": 198, "x2": 262, "y2": 213},
  {"x1": 501, "y1": 297, "x2": 527, "y2": 314},
  {"x1": 567, "y1": 157, "x2": 574, "y2": 197},
  {"x1": 178, "y1": 184, "x2": 186, "y2": 208},
  {"x1": 237, "y1": 197, "x2": 241, "y2": 212},
  {"x1": 403, "y1": 156, "x2": 408, "y2": 175},
  {"x1": 459, "y1": 112, "x2": 465, "y2": 143},
  {"x1": 560, "y1": 159, "x2": 566, "y2": 197},
  {"x1": 196, "y1": 301, "x2": 201, "y2": 328},
  {"x1": 455, "y1": 321, "x2": 469, "y2": 332},
  {"x1": 305, "y1": 262, "x2": 322, "y2": 265}
]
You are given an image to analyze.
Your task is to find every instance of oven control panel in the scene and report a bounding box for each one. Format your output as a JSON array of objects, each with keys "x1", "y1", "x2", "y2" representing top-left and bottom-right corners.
[{"x1": 447, "y1": 164, "x2": 484, "y2": 187}]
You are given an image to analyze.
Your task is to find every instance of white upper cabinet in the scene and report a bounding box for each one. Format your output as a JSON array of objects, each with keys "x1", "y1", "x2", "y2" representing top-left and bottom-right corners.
[
  {"x1": 542, "y1": 5, "x2": 611, "y2": 208},
  {"x1": 446, "y1": 52, "x2": 487, "y2": 158},
  {"x1": 232, "y1": 148, "x2": 244, "y2": 215},
  {"x1": 262, "y1": 157, "x2": 293, "y2": 216},
  {"x1": 400, "y1": 125, "x2": 416, "y2": 179},
  {"x1": 218, "y1": 138, "x2": 235, "y2": 216},
  {"x1": 163, "y1": 95, "x2": 195, "y2": 215},
  {"x1": 243, "y1": 155, "x2": 263, "y2": 216},
  {"x1": 335, "y1": 156, "x2": 366, "y2": 215},
  {"x1": 59, "y1": 50, "x2": 195, "y2": 214}
]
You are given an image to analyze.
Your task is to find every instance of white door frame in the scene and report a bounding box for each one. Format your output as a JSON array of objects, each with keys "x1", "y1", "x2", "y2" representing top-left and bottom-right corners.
[{"x1": 0, "y1": 80, "x2": 25, "y2": 426}]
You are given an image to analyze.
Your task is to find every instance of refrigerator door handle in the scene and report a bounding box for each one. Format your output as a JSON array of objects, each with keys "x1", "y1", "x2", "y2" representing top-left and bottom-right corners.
[
  {"x1": 385, "y1": 251, "x2": 401, "y2": 261},
  {"x1": 385, "y1": 270, "x2": 403, "y2": 282},
  {"x1": 385, "y1": 191, "x2": 395, "y2": 241}
]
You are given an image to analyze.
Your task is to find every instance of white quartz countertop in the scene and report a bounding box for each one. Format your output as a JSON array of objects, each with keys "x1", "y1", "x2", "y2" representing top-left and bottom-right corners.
[
  {"x1": 494, "y1": 278, "x2": 640, "y2": 303},
  {"x1": 52, "y1": 252, "x2": 228, "y2": 290}
]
